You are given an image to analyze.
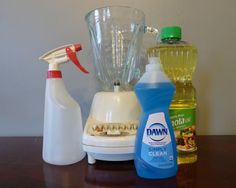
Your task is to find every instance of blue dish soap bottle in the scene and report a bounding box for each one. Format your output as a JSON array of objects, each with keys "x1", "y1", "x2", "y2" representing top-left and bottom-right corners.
[{"x1": 134, "y1": 57, "x2": 178, "y2": 179}]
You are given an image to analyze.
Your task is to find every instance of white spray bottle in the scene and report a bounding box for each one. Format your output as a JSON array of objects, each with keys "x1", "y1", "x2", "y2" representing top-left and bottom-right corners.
[{"x1": 39, "y1": 44, "x2": 89, "y2": 165}]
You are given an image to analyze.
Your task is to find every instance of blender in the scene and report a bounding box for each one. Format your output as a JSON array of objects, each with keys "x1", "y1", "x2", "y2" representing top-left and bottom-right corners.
[{"x1": 82, "y1": 6, "x2": 158, "y2": 164}]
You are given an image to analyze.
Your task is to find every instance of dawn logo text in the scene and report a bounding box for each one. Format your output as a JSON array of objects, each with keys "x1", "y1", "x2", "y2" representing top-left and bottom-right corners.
[{"x1": 146, "y1": 123, "x2": 168, "y2": 141}]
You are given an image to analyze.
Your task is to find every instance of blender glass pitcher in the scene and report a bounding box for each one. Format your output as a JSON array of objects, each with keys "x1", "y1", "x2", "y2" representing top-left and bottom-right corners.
[{"x1": 85, "y1": 6, "x2": 158, "y2": 91}]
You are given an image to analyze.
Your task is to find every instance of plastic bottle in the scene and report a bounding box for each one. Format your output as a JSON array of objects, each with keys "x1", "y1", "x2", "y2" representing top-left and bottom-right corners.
[
  {"x1": 39, "y1": 44, "x2": 89, "y2": 165},
  {"x1": 134, "y1": 57, "x2": 178, "y2": 179},
  {"x1": 147, "y1": 26, "x2": 198, "y2": 164}
]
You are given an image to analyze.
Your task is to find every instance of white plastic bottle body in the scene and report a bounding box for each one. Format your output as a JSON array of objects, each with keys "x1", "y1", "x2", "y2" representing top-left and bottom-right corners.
[{"x1": 43, "y1": 78, "x2": 85, "y2": 165}]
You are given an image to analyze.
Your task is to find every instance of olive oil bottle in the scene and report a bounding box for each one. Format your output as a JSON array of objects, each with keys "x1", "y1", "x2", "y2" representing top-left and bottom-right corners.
[{"x1": 147, "y1": 26, "x2": 198, "y2": 164}]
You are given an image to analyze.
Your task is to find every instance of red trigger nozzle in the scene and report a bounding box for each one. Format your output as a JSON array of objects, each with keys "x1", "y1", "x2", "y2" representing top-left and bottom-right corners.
[
  {"x1": 65, "y1": 45, "x2": 89, "y2": 74},
  {"x1": 74, "y1": 44, "x2": 82, "y2": 52}
]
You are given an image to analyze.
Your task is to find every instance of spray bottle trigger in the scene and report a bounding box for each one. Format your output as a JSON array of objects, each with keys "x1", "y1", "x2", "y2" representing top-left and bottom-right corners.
[{"x1": 65, "y1": 47, "x2": 89, "y2": 74}]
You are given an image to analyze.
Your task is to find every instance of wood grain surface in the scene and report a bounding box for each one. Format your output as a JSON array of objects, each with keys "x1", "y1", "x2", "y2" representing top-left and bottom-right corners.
[{"x1": 0, "y1": 136, "x2": 235, "y2": 188}]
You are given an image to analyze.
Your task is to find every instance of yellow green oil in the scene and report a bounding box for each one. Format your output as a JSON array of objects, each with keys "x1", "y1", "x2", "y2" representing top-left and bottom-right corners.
[{"x1": 147, "y1": 43, "x2": 198, "y2": 164}]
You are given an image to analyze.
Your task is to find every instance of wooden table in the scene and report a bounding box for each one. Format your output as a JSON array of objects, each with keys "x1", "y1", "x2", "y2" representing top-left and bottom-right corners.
[{"x1": 0, "y1": 136, "x2": 235, "y2": 188}]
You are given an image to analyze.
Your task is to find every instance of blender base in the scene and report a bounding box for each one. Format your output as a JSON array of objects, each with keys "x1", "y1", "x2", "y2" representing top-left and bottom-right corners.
[
  {"x1": 82, "y1": 91, "x2": 140, "y2": 164},
  {"x1": 83, "y1": 119, "x2": 136, "y2": 164},
  {"x1": 83, "y1": 144, "x2": 134, "y2": 164}
]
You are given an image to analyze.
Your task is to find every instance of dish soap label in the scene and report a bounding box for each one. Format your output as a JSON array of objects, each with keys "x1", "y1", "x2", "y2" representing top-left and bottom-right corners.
[
  {"x1": 141, "y1": 112, "x2": 174, "y2": 169},
  {"x1": 169, "y1": 108, "x2": 197, "y2": 152}
]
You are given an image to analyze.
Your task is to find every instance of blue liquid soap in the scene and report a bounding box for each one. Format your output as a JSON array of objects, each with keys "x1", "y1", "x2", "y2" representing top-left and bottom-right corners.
[{"x1": 134, "y1": 57, "x2": 178, "y2": 179}]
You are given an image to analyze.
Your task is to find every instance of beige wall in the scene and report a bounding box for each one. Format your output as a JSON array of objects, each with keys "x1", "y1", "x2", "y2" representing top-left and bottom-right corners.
[{"x1": 0, "y1": 0, "x2": 235, "y2": 135}]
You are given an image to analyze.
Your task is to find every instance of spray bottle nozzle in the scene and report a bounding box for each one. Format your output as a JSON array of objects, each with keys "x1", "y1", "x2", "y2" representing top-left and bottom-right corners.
[
  {"x1": 66, "y1": 45, "x2": 89, "y2": 74},
  {"x1": 39, "y1": 43, "x2": 89, "y2": 74},
  {"x1": 74, "y1": 44, "x2": 82, "y2": 51}
]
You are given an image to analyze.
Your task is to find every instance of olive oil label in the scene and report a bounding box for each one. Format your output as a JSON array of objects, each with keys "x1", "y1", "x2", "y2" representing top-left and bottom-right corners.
[{"x1": 169, "y1": 108, "x2": 197, "y2": 152}]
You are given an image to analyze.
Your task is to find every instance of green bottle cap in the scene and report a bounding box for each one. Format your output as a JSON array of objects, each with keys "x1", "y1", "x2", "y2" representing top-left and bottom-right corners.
[{"x1": 161, "y1": 26, "x2": 182, "y2": 40}]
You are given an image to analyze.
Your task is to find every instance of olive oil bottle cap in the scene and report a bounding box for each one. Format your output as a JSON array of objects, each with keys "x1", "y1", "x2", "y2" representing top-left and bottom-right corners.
[{"x1": 161, "y1": 26, "x2": 182, "y2": 40}]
